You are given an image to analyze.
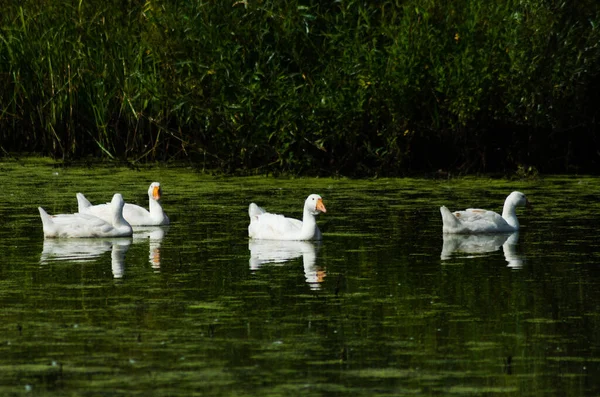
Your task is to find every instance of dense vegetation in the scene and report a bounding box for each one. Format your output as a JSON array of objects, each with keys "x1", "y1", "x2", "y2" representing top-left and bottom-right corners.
[{"x1": 1, "y1": 0, "x2": 599, "y2": 175}]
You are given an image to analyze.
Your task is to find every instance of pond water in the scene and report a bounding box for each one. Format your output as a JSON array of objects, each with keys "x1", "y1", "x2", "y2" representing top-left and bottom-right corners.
[{"x1": 1, "y1": 159, "x2": 599, "y2": 396}]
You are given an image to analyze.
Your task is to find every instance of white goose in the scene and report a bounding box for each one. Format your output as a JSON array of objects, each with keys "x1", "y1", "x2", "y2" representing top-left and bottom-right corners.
[
  {"x1": 248, "y1": 194, "x2": 327, "y2": 240},
  {"x1": 39, "y1": 193, "x2": 133, "y2": 238},
  {"x1": 77, "y1": 182, "x2": 169, "y2": 226},
  {"x1": 440, "y1": 191, "x2": 530, "y2": 234}
]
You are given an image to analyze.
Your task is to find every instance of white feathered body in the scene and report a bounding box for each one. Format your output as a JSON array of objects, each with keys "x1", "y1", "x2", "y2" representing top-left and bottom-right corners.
[
  {"x1": 440, "y1": 191, "x2": 529, "y2": 234},
  {"x1": 77, "y1": 182, "x2": 169, "y2": 226},
  {"x1": 39, "y1": 194, "x2": 133, "y2": 238},
  {"x1": 248, "y1": 194, "x2": 326, "y2": 241}
]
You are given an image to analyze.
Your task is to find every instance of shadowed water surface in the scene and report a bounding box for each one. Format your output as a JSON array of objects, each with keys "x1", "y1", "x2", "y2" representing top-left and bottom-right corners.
[{"x1": 1, "y1": 159, "x2": 600, "y2": 396}]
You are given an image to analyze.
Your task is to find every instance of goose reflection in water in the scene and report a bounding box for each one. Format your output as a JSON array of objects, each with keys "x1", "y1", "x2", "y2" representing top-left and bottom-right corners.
[
  {"x1": 132, "y1": 226, "x2": 168, "y2": 271},
  {"x1": 441, "y1": 232, "x2": 524, "y2": 269},
  {"x1": 248, "y1": 240, "x2": 325, "y2": 290},
  {"x1": 40, "y1": 238, "x2": 132, "y2": 278}
]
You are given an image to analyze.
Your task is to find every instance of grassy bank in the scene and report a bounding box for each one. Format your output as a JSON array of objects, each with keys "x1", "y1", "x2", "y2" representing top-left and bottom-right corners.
[{"x1": 1, "y1": 0, "x2": 599, "y2": 175}]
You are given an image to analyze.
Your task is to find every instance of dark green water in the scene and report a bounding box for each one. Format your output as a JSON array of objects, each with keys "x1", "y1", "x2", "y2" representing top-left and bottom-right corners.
[{"x1": 1, "y1": 159, "x2": 599, "y2": 396}]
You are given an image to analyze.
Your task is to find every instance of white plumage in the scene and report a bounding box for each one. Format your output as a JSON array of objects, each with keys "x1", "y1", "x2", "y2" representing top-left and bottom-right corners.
[
  {"x1": 440, "y1": 191, "x2": 530, "y2": 234},
  {"x1": 39, "y1": 193, "x2": 133, "y2": 238},
  {"x1": 77, "y1": 182, "x2": 169, "y2": 226},
  {"x1": 248, "y1": 194, "x2": 327, "y2": 240}
]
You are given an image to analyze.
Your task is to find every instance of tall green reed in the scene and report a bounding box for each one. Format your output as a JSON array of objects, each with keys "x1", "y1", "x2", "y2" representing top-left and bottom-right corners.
[{"x1": 0, "y1": 0, "x2": 599, "y2": 174}]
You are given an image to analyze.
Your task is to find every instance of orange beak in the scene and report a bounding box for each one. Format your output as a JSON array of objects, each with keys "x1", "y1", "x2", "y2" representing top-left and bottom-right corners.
[
  {"x1": 152, "y1": 186, "x2": 161, "y2": 200},
  {"x1": 316, "y1": 198, "x2": 326, "y2": 213}
]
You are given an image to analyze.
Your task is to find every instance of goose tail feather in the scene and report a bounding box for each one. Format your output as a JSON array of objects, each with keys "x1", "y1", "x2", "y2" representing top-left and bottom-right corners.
[
  {"x1": 440, "y1": 206, "x2": 461, "y2": 231},
  {"x1": 76, "y1": 193, "x2": 93, "y2": 212}
]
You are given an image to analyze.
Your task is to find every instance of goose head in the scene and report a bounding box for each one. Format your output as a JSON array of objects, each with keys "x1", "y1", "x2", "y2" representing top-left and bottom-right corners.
[
  {"x1": 506, "y1": 191, "x2": 530, "y2": 208},
  {"x1": 148, "y1": 182, "x2": 162, "y2": 201},
  {"x1": 305, "y1": 194, "x2": 326, "y2": 216},
  {"x1": 110, "y1": 193, "x2": 127, "y2": 222},
  {"x1": 111, "y1": 193, "x2": 125, "y2": 210}
]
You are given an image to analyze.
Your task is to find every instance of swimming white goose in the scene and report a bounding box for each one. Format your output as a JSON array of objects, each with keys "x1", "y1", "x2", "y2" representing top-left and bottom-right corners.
[
  {"x1": 39, "y1": 193, "x2": 133, "y2": 238},
  {"x1": 440, "y1": 191, "x2": 530, "y2": 234},
  {"x1": 77, "y1": 182, "x2": 169, "y2": 226},
  {"x1": 248, "y1": 194, "x2": 327, "y2": 240}
]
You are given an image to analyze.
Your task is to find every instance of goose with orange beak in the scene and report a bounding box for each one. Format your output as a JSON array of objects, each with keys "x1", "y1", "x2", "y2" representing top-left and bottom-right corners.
[
  {"x1": 248, "y1": 194, "x2": 327, "y2": 240},
  {"x1": 78, "y1": 182, "x2": 170, "y2": 226}
]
